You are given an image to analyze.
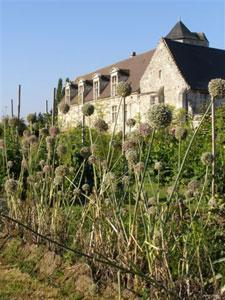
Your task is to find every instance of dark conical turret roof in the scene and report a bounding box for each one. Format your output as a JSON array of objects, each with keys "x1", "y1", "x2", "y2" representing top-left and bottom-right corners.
[{"x1": 166, "y1": 21, "x2": 198, "y2": 40}]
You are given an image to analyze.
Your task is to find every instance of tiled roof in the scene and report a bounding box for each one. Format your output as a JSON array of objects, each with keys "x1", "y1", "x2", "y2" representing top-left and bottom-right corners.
[
  {"x1": 164, "y1": 38, "x2": 225, "y2": 90},
  {"x1": 70, "y1": 49, "x2": 155, "y2": 104}
]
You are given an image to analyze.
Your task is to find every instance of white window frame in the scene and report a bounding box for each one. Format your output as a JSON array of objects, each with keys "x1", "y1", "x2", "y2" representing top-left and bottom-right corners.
[
  {"x1": 110, "y1": 68, "x2": 119, "y2": 97},
  {"x1": 112, "y1": 105, "x2": 118, "y2": 123}
]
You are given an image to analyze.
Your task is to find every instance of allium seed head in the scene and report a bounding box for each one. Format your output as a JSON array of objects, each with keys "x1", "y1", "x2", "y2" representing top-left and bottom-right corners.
[
  {"x1": 139, "y1": 123, "x2": 151, "y2": 137},
  {"x1": 54, "y1": 176, "x2": 62, "y2": 185},
  {"x1": 23, "y1": 129, "x2": 31, "y2": 138},
  {"x1": 55, "y1": 165, "x2": 68, "y2": 177},
  {"x1": 39, "y1": 128, "x2": 49, "y2": 136},
  {"x1": 122, "y1": 139, "x2": 137, "y2": 152},
  {"x1": 175, "y1": 126, "x2": 188, "y2": 141},
  {"x1": 7, "y1": 161, "x2": 14, "y2": 169},
  {"x1": 49, "y1": 126, "x2": 59, "y2": 137},
  {"x1": 148, "y1": 104, "x2": 172, "y2": 129},
  {"x1": 125, "y1": 150, "x2": 138, "y2": 165},
  {"x1": 9, "y1": 117, "x2": 19, "y2": 127},
  {"x1": 126, "y1": 118, "x2": 136, "y2": 128},
  {"x1": 208, "y1": 78, "x2": 225, "y2": 99},
  {"x1": 201, "y1": 152, "x2": 214, "y2": 166},
  {"x1": 5, "y1": 179, "x2": 18, "y2": 195},
  {"x1": 116, "y1": 81, "x2": 132, "y2": 97},
  {"x1": 134, "y1": 162, "x2": 145, "y2": 173},
  {"x1": 82, "y1": 103, "x2": 95, "y2": 116},
  {"x1": 58, "y1": 102, "x2": 70, "y2": 114},
  {"x1": 28, "y1": 135, "x2": 38, "y2": 145},
  {"x1": 27, "y1": 113, "x2": 37, "y2": 124},
  {"x1": 154, "y1": 161, "x2": 163, "y2": 171},
  {"x1": 88, "y1": 155, "x2": 97, "y2": 165},
  {"x1": 43, "y1": 165, "x2": 51, "y2": 173},
  {"x1": 82, "y1": 183, "x2": 90, "y2": 192},
  {"x1": 93, "y1": 118, "x2": 108, "y2": 132},
  {"x1": 39, "y1": 160, "x2": 45, "y2": 167},
  {"x1": 73, "y1": 188, "x2": 81, "y2": 196},
  {"x1": 80, "y1": 146, "x2": 91, "y2": 158},
  {"x1": 188, "y1": 179, "x2": 200, "y2": 192},
  {"x1": 57, "y1": 144, "x2": 67, "y2": 157}
]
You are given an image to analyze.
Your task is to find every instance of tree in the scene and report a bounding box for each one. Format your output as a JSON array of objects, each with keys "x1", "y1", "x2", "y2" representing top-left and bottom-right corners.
[{"x1": 56, "y1": 78, "x2": 63, "y2": 105}]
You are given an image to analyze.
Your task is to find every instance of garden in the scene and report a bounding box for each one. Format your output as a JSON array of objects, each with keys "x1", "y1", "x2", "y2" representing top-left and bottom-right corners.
[{"x1": 0, "y1": 79, "x2": 225, "y2": 299}]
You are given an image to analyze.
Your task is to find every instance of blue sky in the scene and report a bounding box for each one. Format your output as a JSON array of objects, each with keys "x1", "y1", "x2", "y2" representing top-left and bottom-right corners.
[{"x1": 0, "y1": 0, "x2": 225, "y2": 118}]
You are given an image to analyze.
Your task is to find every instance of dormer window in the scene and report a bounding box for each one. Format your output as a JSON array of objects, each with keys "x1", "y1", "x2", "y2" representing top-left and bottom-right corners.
[
  {"x1": 111, "y1": 75, "x2": 118, "y2": 97},
  {"x1": 92, "y1": 74, "x2": 100, "y2": 100},
  {"x1": 65, "y1": 82, "x2": 71, "y2": 104},
  {"x1": 110, "y1": 67, "x2": 119, "y2": 97},
  {"x1": 159, "y1": 70, "x2": 162, "y2": 79}
]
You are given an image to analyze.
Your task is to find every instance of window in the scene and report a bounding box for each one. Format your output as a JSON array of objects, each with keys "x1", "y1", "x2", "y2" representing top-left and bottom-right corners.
[
  {"x1": 159, "y1": 70, "x2": 162, "y2": 79},
  {"x1": 150, "y1": 95, "x2": 157, "y2": 105},
  {"x1": 94, "y1": 80, "x2": 99, "y2": 100},
  {"x1": 65, "y1": 87, "x2": 70, "y2": 104},
  {"x1": 112, "y1": 105, "x2": 118, "y2": 123},
  {"x1": 111, "y1": 75, "x2": 117, "y2": 97}
]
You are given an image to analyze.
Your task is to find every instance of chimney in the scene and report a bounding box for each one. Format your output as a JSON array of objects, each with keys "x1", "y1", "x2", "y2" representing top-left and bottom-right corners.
[{"x1": 130, "y1": 51, "x2": 136, "y2": 58}]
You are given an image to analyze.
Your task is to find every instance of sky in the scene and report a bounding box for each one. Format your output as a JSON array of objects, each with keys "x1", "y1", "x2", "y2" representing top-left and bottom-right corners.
[{"x1": 0, "y1": 0, "x2": 225, "y2": 118}]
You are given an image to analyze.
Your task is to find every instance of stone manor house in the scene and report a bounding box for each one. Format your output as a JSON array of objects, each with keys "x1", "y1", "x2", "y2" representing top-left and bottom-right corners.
[{"x1": 59, "y1": 21, "x2": 225, "y2": 130}]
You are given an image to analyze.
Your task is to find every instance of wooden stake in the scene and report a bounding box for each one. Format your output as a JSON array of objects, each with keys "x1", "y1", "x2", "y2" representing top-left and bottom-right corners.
[
  {"x1": 17, "y1": 84, "x2": 21, "y2": 119},
  {"x1": 52, "y1": 88, "x2": 56, "y2": 126},
  {"x1": 11, "y1": 99, "x2": 14, "y2": 117},
  {"x1": 211, "y1": 100, "x2": 215, "y2": 198}
]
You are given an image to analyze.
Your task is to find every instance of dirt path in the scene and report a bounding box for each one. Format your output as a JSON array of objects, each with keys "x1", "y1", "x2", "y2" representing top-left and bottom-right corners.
[{"x1": 0, "y1": 259, "x2": 63, "y2": 300}]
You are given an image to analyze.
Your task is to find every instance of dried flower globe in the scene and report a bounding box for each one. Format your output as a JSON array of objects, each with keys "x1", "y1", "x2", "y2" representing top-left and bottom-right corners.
[
  {"x1": 154, "y1": 161, "x2": 163, "y2": 171},
  {"x1": 122, "y1": 175, "x2": 130, "y2": 186},
  {"x1": 88, "y1": 155, "x2": 98, "y2": 165},
  {"x1": 104, "y1": 172, "x2": 116, "y2": 186},
  {"x1": 175, "y1": 126, "x2": 188, "y2": 141},
  {"x1": 73, "y1": 188, "x2": 81, "y2": 196},
  {"x1": 122, "y1": 139, "x2": 137, "y2": 152},
  {"x1": 28, "y1": 135, "x2": 38, "y2": 145},
  {"x1": 148, "y1": 104, "x2": 172, "y2": 129},
  {"x1": 185, "y1": 189, "x2": 194, "y2": 199},
  {"x1": 82, "y1": 183, "x2": 90, "y2": 193},
  {"x1": 43, "y1": 165, "x2": 51, "y2": 173},
  {"x1": 39, "y1": 128, "x2": 49, "y2": 136},
  {"x1": 57, "y1": 145, "x2": 68, "y2": 157},
  {"x1": 7, "y1": 161, "x2": 14, "y2": 169},
  {"x1": 80, "y1": 146, "x2": 91, "y2": 158},
  {"x1": 39, "y1": 160, "x2": 45, "y2": 167},
  {"x1": 82, "y1": 103, "x2": 95, "y2": 116},
  {"x1": 54, "y1": 176, "x2": 63, "y2": 186},
  {"x1": 49, "y1": 126, "x2": 60, "y2": 137},
  {"x1": 94, "y1": 118, "x2": 108, "y2": 132},
  {"x1": 126, "y1": 118, "x2": 136, "y2": 128},
  {"x1": 21, "y1": 159, "x2": 28, "y2": 169},
  {"x1": 134, "y1": 161, "x2": 145, "y2": 173},
  {"x1": 23, "y1": 129, "x2": 31, "y2": 138},
  {"x1": 139, "y1": 123, "x2": 151, "y2": 137},
  {"x1": 201, "y1": 152, "x2": 214, "y2": 166},
  {"x1": 32, "y1": 122, "x2": 39, "y2": 132},
  {"x1": 55, "y1": 165, "x2": 69, "y2": 177},
  {"x1": 5, "y1": 179, "x2": 18, "y2": 195},
  {"x1": 116, "y1": 81, "x2": 132, "y2": 97},
  {"x1": 188, "y1": 179, "x2": 200, "y2": 192},
  {"x1": 208, "y1": 78, "x2": 225, "y2": 99},
  {"x1": 27, "y1": 113, "x2": 37, "y2": 124},
  {"x1": 59, "y1": 102, "x2": 70, "y2": 114},
  {"x1": 9, "y1": 117, "x2": 19, "y2": 127},
  {"x1": 125, "y1": 149, "x2": 138, "y2": 165}
]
